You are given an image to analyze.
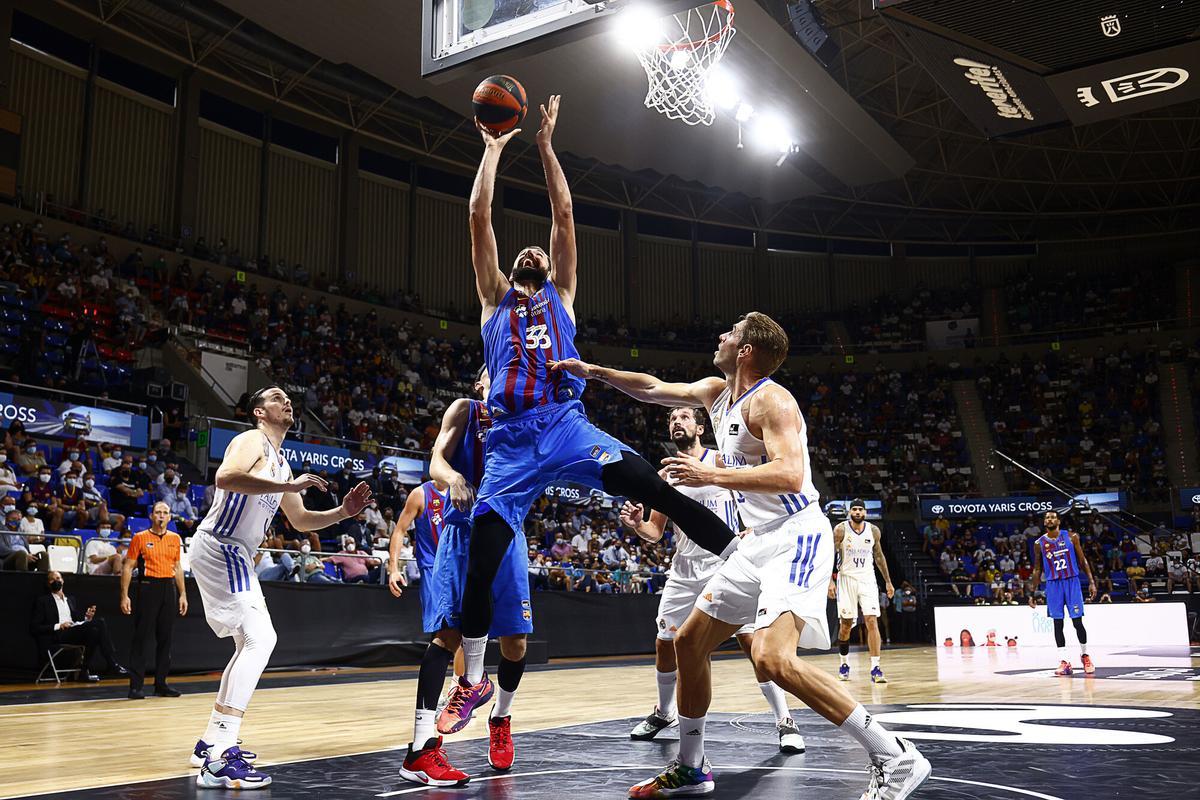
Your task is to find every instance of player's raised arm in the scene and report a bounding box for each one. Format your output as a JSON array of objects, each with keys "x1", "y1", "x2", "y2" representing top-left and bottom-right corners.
[
  {"x1": 387, "y1": 488, "x2": 426, "y2": 596},
  {"x1": 549, "y1": 358, "x2": 724, "y2": 408},
  {"x1": 429, "y1": 398, "x2": 475, "y2": 512},
  {"x1": 471, "y1": 123, "x2": 520, "y2": 319},
  {"x1": 536, "y1": 95, "x2": 577, "y2": 307},
  {"x1": 279, "y1": 481, "x2": 372, "y2": 532},
  {"x1": 215, "y1": 430, "x2": 318, "y2": 495}
]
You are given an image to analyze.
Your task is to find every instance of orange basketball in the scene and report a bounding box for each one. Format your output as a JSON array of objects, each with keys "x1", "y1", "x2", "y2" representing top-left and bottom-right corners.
[{"x1": 472, "y1": 75, "x2": 527, "y2": 135}]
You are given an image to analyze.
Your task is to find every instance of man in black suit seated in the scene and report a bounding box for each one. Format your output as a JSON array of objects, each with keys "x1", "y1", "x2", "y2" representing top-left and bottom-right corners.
[{"x1": 30, "y1": 570, "x2": 125, "y2": 681}]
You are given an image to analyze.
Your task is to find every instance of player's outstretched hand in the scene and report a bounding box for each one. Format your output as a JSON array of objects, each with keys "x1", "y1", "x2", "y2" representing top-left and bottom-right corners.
[
  {"x1": 547, "y1": 357, "x2": 593, "y2": 379},
  {"x1": 619, "y1": 501, "x2": 645, "y2": 530},
  {"x1": 885, "y1": 582, "x2": 895, "y2": 599},
  {"x1": 662, "y1": 453, "x2": 714, "y2": 487},
  {"x1": 827, "y1": 580, "x2": 836, "y2": 600},
  {"x1": 285, "y1": 473, "x2": 328, "y2": 494},
  {"x1": 536, "y1": 94, "x2": 561, "y2": 145},
  {"x1": 448, "y1": 473, "x2": 477, "y2": 512},
  {"x1": 1088, "y1": 583, "x2": 1097, "y2": 601},
  {"x1": 387, "y1": 567, "x2": 407, "y2": 598},
  {"x1": 341, "y1": 481, "x2": 374, "y2": 517},
  {"x1": 478, "y1": 120, "x2": 521, "y2": 149}
]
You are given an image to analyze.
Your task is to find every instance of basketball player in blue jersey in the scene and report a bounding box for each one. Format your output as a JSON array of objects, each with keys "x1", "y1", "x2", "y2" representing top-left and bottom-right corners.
[
  {"x1": 621, "y1": 407, "x2": 804, "y2": 754},
  {"x1": 190, "y1": 386, "x2": 373, "y2": 790},
  {"x1": 388, "y1": 367, "x2": 532, "y2": 786},
  {"x1": 551, "y1": 313, "x2": 929, "y2": 800},
  {"x1": 1028, "y1": 510, "x2": 1097, "y2": 676},
  {"x1": 443, "y1": 95, "x2": 736, "y2": 731}
]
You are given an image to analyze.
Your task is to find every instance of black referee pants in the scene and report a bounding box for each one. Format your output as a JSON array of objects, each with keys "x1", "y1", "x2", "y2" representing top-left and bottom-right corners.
[{"x1": 128, "y1": 579, "x2": 176, "y2": 691}]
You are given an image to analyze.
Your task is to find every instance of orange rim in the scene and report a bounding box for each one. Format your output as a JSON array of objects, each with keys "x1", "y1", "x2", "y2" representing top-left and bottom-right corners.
[{"x1": 656, "y1": 0, "x2": 734, "y2": 53}]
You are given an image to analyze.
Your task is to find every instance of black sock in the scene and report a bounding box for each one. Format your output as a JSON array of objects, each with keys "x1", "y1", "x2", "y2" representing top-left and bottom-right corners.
[
  {"x1": 1053, "y1": 618, "x2": 1066, "y2": 648},
  {"x1": 838, "y1": 639, "x2": 850, "y2": 657},
  {"x1": 1072, "y1": 617, "x2": 1088, "y2": 649},
  {"x1": 417, "y1": 642, "x2": 454, "y2": 710},
  {"x1": 461, "y1": 511, "x2": 516, "y2": 638},
  {"x1": 498, "y1": 655, "x2": 527, "y2": 693},
  {"x1": 602, "y1": 455, "x2": 735, "y2": 557}
]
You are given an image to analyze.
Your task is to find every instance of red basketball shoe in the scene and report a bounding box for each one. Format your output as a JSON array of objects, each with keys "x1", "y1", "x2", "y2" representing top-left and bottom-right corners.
[
  {"x1": 1054, "y1": 660, "x2": 1073, "y2": 676},
  {"x1": 488, "y1": 715, "x2": 515, "y2": 771},
  {"x1": 398, "y1": 737, "x2": 469, "y2": 787},
  {"x1": 1081, "y1": 654, "x2": 1096, "y2": 674}
]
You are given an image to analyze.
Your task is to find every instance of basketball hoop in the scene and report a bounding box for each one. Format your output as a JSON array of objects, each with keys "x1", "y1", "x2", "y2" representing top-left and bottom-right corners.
[{"x1": 633, "y1": 0, "x2": 735, "y2": 126}]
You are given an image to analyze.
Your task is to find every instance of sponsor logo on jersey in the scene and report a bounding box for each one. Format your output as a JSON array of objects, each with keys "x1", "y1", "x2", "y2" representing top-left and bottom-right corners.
[
  {"x1": 589, "y1": 445, "x2": 612, "y2": 463},
  {"x1": 515, "y1": 304, "x2": 528, "y2": 318},
  {"x1": 728, "y1": 423, "x2": 740, "y2": 435}
]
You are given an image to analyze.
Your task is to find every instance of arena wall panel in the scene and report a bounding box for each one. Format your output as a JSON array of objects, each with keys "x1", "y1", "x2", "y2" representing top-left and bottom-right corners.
[
  {"x1": 831, "y1": 255, "x2": 893, "y2": 309},
  {"x1": 574, "y1": 225, "x2": 624, "y2": 322},
  {"x1": 266, "y1": 146, "x2": 339, "y2": 276},
  {"x1": 636, "y1": 236, "x2": 692, "y2": 325},
  {"x1": 8, "y1": 47, "x2": 85, "y2": 206},
  {"x1": 974, "y1": 256, "x2": 1033, "y2": 288},
  {"x1": 412, "y1": 190, "x2": 474, "y2": 313},
  {"x1": 766, "y1": 251, "x2": 830, "y2": 313},
  {"x1": 355, "y1": 172, "x2": 409, "y2": 295},
  {"x1": 905, "y1": 257, "x2": 970, "y2": 291},
  {"x1": 503, "y1": 211, "x2": 552, "y2": 260},
  {"x1": 698, "y1": 245, "x2": 755, "y2": 319},
  {"x1": 196, "y1": 122, "x2": 261, "y2": 258},
  {"x1": 89, "y1": 82, "x2": 176, "y2": 231}
]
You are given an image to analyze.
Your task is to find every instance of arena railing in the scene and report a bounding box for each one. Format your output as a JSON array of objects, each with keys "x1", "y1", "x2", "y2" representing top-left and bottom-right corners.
[{"x1": 6, "y1": 531, "x2": 85, "y2": 571}]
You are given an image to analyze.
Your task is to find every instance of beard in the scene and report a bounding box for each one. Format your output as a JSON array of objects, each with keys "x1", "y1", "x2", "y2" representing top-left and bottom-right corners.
[
  {"x1": 512, "y1": 264, "x2": 548, "y2": 285},
  {"x1": 671, "y1": 431, "x2": 698, "y2": 449}
]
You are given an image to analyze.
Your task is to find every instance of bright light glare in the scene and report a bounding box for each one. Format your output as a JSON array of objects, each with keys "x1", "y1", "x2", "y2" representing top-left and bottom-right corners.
[
  {"x1": 734, "y1": 101, "x2": 755, "y2": 122},
  {"x1": 704, "y1": 65, "x2": 739, "y2": 110},
  {"x1": 751, "y1": 112, "x2": 794, "y2": 153},
  {"x1": 614, "y1": 5, "x2": 665, "y2": 50},
  {"x1": 670, "y1": 49, "x2": 691, "y2": 71}
]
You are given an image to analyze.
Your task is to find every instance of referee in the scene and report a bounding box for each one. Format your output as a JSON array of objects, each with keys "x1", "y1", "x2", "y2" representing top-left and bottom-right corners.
[{"x1": 120, "y1": 501, "x2": 188, "y2": 700}]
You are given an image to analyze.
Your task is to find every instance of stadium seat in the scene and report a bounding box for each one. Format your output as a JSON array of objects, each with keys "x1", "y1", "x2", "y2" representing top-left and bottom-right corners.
[{"x1": 47, "y1": 545, "x2": 78, "y2": 573}]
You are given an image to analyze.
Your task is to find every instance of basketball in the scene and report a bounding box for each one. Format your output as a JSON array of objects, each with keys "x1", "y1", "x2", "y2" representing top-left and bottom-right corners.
[{"x1": 472, "y1": 75, "x2": 527, "y2": 134}]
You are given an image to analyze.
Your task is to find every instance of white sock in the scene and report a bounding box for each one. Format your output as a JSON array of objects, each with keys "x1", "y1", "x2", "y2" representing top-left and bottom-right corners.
[
  {"x1": 463, "y1": 636, "x2": 488, "y2": 684},
  {"x1": 209, "y1": 712, "x2": 243, "y2": 758},
  {"x1": 491, "y1": 687, "x2": 516, "y2": 719},
  {"x1": 1057, "y1": 646, "x2": 1067, "y2": 662},
  {"x1": 840, "y1": 654, "x2": 849, "y2": 666},
  {"x1": 758, "y1": 681, "x2": 790, "y2": 724},
  {"x1": 656, "y1": 669, "x2": 678, "y2": 718},
  {"x1": 413, "y1": 708, "x2": 436, "y2": 747},
  {"x1": 202, "y1": 709, "x2": 223, "y2": 744},
  {"x1": 1078, "y1": 644, "x2": 1088, "y2": 660},
  {"x1": 840, "y1": 704, "x2": 902, "y2": 762},
  {"x1": 870, "y1": 656, "x2": 881, "y2": 670},
  {"x1": 677, "y1": 714, "x2": 707, "y2": 768}
]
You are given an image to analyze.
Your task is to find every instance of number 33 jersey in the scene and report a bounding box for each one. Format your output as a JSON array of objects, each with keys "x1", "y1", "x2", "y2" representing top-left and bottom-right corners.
[{"x1": 481, "y1": 281, "x2": 585, "y2": 418}]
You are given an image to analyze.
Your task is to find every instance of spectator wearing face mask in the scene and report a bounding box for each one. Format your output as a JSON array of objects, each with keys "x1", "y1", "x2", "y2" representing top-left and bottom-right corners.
[
  {"x1": 254, "y1": 548, "x2": 297, "y2": 582},
  {"x1": 164, "y1": 482, "x2": 197, "y2": 534},
  {"x1": 57, "y1": 448, "x2": 91, "y2": 477},
  {"x1": 101, "y1": 446, "x2": 124, "y2": 473},
  {"x1": 109, "y1": 462, "x2": 146, "y2": 517},
  {"x1": 299, "y1": 542, "x2": 338, "y2": 584},
  {"x1": 0, "y1": 451, "x2": 21, "y2": 492},
  {"x1": 143, "y1": 450, "x2": 166, "y2": 480},
  {"x1": 16, "y1": 439, "x2": 46, "y2": 477},
  {"x1": 20, "y1": 504, "x2": 46, "y2": 540},
  {"x1": 30, "y1": 570, "x2": 126, "y2": 681},
  {"x1": 550, "y1": 536, "x2": 572, "y2": 560},
  {"x1": 55, "y1": 469, "x2": 101, "y2": 534},
  {"x1": 1, "y1": 508, "x2": 48, "y2": 571},
  {"x1": 363, "y1": 499, "x2": 386, "y2": 540},
  {"x1": 155, "y1": 467, "x2": 182, "y2": 502},
  {"x1": 325, "y1": 537, "x2": 381, "y2": 584},
  {"x1": 85, "y1": 524, "x2": 125, "y2": 574}
]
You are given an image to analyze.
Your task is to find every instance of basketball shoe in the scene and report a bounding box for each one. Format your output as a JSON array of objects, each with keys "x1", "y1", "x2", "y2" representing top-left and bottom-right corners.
[
  {"x1": 838, "y1": 663, "x2": 851, "y2": 681},
  {"x1": 1054, "y1": 660, "x2": 1073, "y2": 676},
  {"x1": 1081, "y1": 654, "x2": 1096, "y2": 674},
  {"x1": 488, "y1": 715, "x2": 515, "y2": 771},
  {"x1": 859, "y1": 738, "x2": 931, "y2": 800},
  {"x1": 190, "y1": 739, "x2": 257, "y2": 768},
  {"x1": 630, "y1": 707, "x2": 677, "y2": 740},
  {"x1": 777, "y1": 717, "x2": 805, "y2": 753},
  {"x1": 195, "y1": 746, "x2": 271, "y2": 790},
  {"x1": 629, "y1": 758, "x2": 715, "y2": 798},
  {"x1": 870, "y1": 666, "x2": 888, "y2": 684},
  {"x1": 399, "y1": 736, "x2": 469, "y2": 787},
  {"x1": 437, "y1": 673, "x2": 494, "y2": 734}
]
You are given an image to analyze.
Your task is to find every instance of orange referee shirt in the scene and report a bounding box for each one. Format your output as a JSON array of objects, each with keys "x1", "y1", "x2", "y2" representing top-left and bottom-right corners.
[{"x1": 127, "y1": 529, "x2": 182, "y2": 578}]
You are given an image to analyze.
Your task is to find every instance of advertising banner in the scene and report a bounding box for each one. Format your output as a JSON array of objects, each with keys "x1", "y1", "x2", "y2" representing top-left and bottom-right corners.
[
  {"x1": 0, "y1": 391, "x2": 148, "y2": 447},
  {"x1": 1047, "y1": 42, "x2": 1200, "y2": 125},
  {"x1": 934, "y1": 603, "x2": 1189, "y2": 649},
  {"x1": 925, "y1": 318, "x2": 979, "y2": 350},
  {"x1": 208, "y1": 427, "x2": 425, "y2": 482},
  {"x1": 1179, "y1": 487, "x2": 1200, "y2": 509},
  {"x1": 921, "y1": 492, "x2": 1127, "y2": 520},
  {"x1": 823, "y1": 498, "x2": 883, "y2": 520}
]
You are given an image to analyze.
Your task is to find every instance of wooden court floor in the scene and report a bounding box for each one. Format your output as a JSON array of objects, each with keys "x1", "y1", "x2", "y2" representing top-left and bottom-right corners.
[{"x1": 1, "y1": 646, "x2": 1197, "y2": 798}]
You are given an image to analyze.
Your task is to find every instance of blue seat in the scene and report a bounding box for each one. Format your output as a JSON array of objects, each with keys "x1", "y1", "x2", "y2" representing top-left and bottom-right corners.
[
  {"x1": 188, "y1": 485, "x2": 206, "y2": 507},
  {"x1": 971, "y1": 583, "x2": 990, "y2": 598},
  {"x1": 44, "y1": 333, "x2": 68, "y2": 348},
  {"x1": 323, "y1": 561, "x2": 342, "y2": 580},
  {"x1": 128, "y1": 516, "x2": 151, "y2": 532},
  {"x1": 73, "y1": 529, "x2": 97, "y2": 546}
]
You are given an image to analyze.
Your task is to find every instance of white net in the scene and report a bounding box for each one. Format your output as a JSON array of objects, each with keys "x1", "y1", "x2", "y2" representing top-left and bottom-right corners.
[{"x1": 634, "y1": 0, "x2": 736, "y2": 126}]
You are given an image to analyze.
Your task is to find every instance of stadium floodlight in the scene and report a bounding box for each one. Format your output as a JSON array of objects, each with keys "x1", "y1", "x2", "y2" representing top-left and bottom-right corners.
[
  {"x1": 750, "y1": 111, "x2": 794, "y2": 153},
  {"x1": 704, "y1": 64, "x2": 739, "y2": 110},
  {"x1": 613, "y1": 3, "x2": 665, "y2": 51},
  {"x1": 734, "y1": 101, "x2": 755, "y2": 122}
]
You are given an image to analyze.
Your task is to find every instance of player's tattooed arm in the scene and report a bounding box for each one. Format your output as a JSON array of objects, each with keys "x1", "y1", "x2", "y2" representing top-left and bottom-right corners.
[
  {"x1": 828, "y1": 523, "x2": 844, "y2": 599},
  {"x1": 430, "y1": 399, "x2": 476, "y2": 512},
  {"x1": 873, "y1": 527, "x2": 894, "y2": 597},
  {"x1": 548, "y1": 359, "x2": 724, "y2": 408}
]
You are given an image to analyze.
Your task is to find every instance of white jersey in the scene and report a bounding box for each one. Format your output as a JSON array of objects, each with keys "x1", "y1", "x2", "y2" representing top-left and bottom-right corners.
[
  {"x1": 197, "y1": 431, "x2": 292, "y2": 552},
  {"x1": 669, "y1": 448, "x2": 738, "y2": 582},
  {"x1": 837, "y1": 521, "x2": 878, "y2": 581},
  {"x1": 710, "y1": 377, "x2": 819, "y2": 528}
]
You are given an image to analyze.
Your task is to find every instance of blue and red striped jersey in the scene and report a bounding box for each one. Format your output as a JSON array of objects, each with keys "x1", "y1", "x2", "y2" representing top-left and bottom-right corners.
[
  {"x1": 448, "y1": 400, "x2": 491, "y2": 488},
  {"x1": 1036, "y1": 530, "x2": 1080, "y2": 580},
  {"x1": 412, "y1": 481, "x2": 450, "y2": 572},
  {"x1": 482, "y1": 281, "x2": 585, "y2": 417}
]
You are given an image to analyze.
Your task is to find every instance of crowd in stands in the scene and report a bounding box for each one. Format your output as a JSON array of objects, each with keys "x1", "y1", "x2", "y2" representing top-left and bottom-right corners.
[
  {"x1": 978, "y1": 348, "x2": 1169, "y2": 502},
  {"x1": 922, "y1": 513, "x2": 1196, "y2": 603},
  {"x1": 845, "y1": 283, "x2": 978, "y2": 352},
  {"x1": 1004, "y1": 264, "x2": 1174, "y2": 339}
]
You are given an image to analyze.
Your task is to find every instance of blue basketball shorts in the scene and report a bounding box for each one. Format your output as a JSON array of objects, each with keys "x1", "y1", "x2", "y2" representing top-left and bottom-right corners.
[
  {"x1": 474, "y1": 399, "x2": 635, "y2": 536},
  {"x1": 1044, "y1": 576, "x2": 1085, "y2": 619},
  {"x1": 422, "y1": 517, "x2": 533, "y2": 637}
]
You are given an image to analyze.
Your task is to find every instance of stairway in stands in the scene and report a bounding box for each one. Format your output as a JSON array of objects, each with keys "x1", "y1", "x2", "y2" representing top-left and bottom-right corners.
[
  {"x1": 1157, "y1": 360, "x2": 1199, "y2": 488},
  {"x1": 951, "y1": 380, "x2": 1007, "y2": 496}
]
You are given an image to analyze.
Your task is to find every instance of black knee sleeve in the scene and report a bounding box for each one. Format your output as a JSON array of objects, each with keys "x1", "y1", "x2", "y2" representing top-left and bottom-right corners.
[
  {"x1": 1071, "y1": 617, "x2": 1087, "y2": 645},
  {"x1": 417, "y1": 642, "x2": 454, "y2": 710},
  {"x1": 461, "y1": 511, "x2": 516, "y2": 638},
  {"x1": 1053, "y1": 618, "x2": 1066, "y2": 648},
  {"x1": 497, "y1": 655, "x2": 527, "y2": 694},
  {"x1": 601, "y1": 455, "x2": 734, "y2": 557},
  {"x1": 838, "y1": 639, "x2": 850, "y2": 657}
]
